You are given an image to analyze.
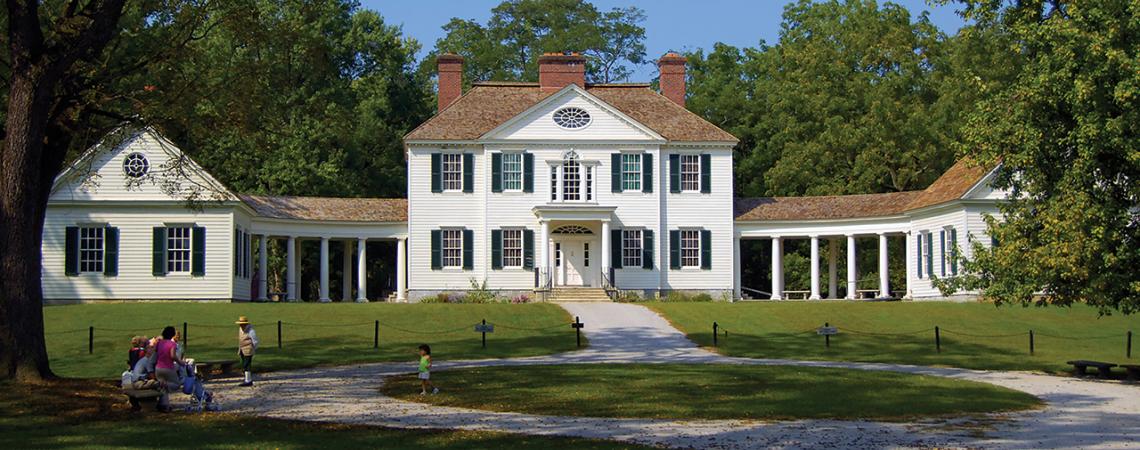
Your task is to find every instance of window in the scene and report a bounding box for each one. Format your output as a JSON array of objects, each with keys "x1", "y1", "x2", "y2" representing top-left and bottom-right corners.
[
  {"x1": 621, "y1": 154, "x2": 641, "y2": 191},
  {"x1": 502, "y1": 229, "x2": 522, "y2": 268},
  {"x1": 562, "y1": 156, "x2": 581, "y2": 201},
  {"x1": 681, "y1": 154, "x2": 700, "y2": 192},
  {"x1": 502, "y1": 153, "x2": 522, "y2": 191},
  {"x1": 555, "y1": 243, "x2": 562, "y2": 267},
  {"x1": 550, "y1": 166, "x2": 558, "y2": 201},
  {"x1": 553, "y1": 107, "x2": 591, "y2": 129},
  {"x1": 442, "y1": 229, "x2": 463, "y2": 268},
  {"x1": 680, "y1": 230, "x2": 701, "y2": 268},
  {"x1": 584, "y1": 242, "x2": 590, "y2": 267},
  {"x1": 441, "y1": 153, "x2": 463, "y2": 191},
  {"x1": 122, "y1": 152, "x2": 149, "y2": 178},
  {"x1": 586, "y1": 166, "x2": 593, "y2": 201},
  {"x1": 167, "y1": 226, "x2": 192, "y2": 273},
  {"x1": 622, "y1": 230, "x2": 642, "y2": 268},
  {"x1": 79, "y1": 227, "x2": 105, "y2": 273}
]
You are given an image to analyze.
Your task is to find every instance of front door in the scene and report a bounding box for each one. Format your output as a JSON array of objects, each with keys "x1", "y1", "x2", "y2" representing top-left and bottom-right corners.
[{"x1": 556, "y1": 240, "x2": 593, "y2": 287}]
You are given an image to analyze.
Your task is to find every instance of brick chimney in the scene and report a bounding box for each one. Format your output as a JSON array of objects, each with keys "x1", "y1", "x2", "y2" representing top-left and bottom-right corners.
[
  {"x1": 658, "y1": 52, "x2": 687, "y2": 107},
  {"x1": 437, "y1": 53, "x2": 464, "y2": 111},
  {"x1": 538, "y1": 52, "x2": 586, "y2": 90}
]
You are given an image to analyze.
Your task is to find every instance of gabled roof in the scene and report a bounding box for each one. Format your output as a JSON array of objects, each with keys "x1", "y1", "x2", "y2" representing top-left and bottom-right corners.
[
  {"x1": 239, "y1": 194, "x2": 407, "y2": 223},
  {"x1": 405, "y1": 82, "x2": 737, "y2": 143},
  {"x1": 904, "y1": 159, "x2": 993, "y2": 210},
  {"x1": 480, "y1": 84, "x2": 665, "y2": 141}
]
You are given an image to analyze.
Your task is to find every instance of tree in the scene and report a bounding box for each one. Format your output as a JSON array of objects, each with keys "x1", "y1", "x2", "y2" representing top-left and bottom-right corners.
[
  {"x1": 937, "y1": 0, "x2": 1140, "y2": 314},
  {"x1": 426, "y1": 0, "x2": 646, "y2": 86}
]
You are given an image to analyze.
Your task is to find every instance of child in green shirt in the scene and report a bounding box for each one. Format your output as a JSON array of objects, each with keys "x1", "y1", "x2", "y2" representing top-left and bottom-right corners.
[{"x1": 417, "y1": 344, "x2": 439, "y2": 395}]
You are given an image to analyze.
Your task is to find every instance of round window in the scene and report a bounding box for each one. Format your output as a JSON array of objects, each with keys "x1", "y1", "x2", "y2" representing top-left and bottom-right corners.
[
  {"x1": 122, "y1": 152, "x2": 149, "y2": 178},
  {"x1": 552, "y1": 107, "x2": 591, "y2": 129}
]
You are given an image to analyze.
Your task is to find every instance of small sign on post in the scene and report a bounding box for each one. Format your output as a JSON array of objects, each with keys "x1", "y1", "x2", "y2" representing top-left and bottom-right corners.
[
  {"x1": 816, "y1": 326, "x2": 838, "y2": 336},
  {"x1": 476, "y1": 319, "x2": 493, "y2": 349}
]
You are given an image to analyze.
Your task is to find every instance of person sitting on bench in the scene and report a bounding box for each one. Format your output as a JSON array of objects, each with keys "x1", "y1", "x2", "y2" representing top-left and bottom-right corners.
[
  {"x1": 121, "y1": 340, "x2": 166, "y2": 412},
  {"x1": 127, "y1": 335, "x2": 148, "y2": 370}
]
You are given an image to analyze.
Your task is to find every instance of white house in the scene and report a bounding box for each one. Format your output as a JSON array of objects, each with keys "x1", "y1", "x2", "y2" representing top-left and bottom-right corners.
[{"x1": 41, "y1": 52, "x2": 1006, "y2": 303}]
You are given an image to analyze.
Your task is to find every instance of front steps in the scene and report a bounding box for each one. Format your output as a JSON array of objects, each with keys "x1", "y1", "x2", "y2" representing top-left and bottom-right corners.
[{"x1": 546, "y1": 287, "x2": 612, "y2": 303}]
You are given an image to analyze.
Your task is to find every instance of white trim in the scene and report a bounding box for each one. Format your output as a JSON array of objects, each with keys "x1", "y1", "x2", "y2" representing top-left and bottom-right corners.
[{"x1": 479, "y1": 84, "x2": 667, "y2": 142}]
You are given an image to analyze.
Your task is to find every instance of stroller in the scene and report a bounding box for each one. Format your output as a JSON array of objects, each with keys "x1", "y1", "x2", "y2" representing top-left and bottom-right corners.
[{"x1": 179, "y1": 360, "x2": 218, "y2": 412}]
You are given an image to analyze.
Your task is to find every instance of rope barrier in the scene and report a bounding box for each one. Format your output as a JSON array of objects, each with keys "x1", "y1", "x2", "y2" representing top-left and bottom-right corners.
[
  {"x1": 278, "y1": 321, "x2": 376, "y2": 328},
  {"x1": 836, "y1": 326, "x2": 932, "y2": 337},
  {"x1": 931, "y1": 328, "x2": 1028, "y2": 338},
  {"x1": 1033, "y1": 331, "x2": 1122, "y2": 340},
  {"x1": 494, "y1": 322, "x2": 568, "y2": 331}
]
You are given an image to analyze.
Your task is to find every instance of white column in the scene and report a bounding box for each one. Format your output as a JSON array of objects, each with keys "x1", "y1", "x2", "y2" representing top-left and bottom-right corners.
[
  {"x1": 318, "y1": 237, "x2": 330, "y2": 302},
  {"x1": 878, "y1": 233, "x2": 890, "y2": 298},
  {"x1": 846, "y1": 235, "x2": 857, "y2": 299},
  {"x1": 732, "y1": 233, "x2": 742, "y2": 301},
  {"x1": 770, "y1": 236, "x2": 783, "y2": 300},
  {"x1": 828, "y1": 238, "x2": 838, "y2": 299},
  {"x1": 539, "y1": 220, "x2": 550, "y2": 285},
  {"x1": 342, "y1": 240, "x2": 352, "y2": 301},
  {"x1": 809, "y1": 235, "x2": 821, "y2": 300},
  {"x1": 356, "y1": 238, "x2": 368, "y2": 302},
  {"x1": 257, "y1": 235, "x2": 269, "y2": 301},
  {"x1": 600, "y1": 220, "x2": 611, "y2": 283},
  {"x1": 904, "y1": 232, "x2": 914, "y2": 299},
  {"x1": 396, "y1": 237, "x2": 407, "y2": 301},
  {"x1": 286, "y1": 236, "x2": 297, "y2": 301}
]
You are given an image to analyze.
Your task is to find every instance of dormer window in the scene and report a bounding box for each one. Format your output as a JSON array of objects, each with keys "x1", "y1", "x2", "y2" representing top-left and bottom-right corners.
[{"x1": 553, "y1": 107, "x2": 591, "y2": 129}]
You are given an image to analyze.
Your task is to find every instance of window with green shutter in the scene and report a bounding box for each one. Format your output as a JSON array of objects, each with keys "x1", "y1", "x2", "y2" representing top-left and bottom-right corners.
[
  {"x1": 491, "y1": 153, "x2": 502, "y2": 193},
  {"x1": 700, "y1": 229, "x2": 712, "y2": 269},
  {"x1": 462, "y1": 229, "x2": 474, "y2": 269},
  {"x1": 642, "y1": 153, "x2": 653, "y2": 193},
  {"x1": 610, "y1": 229, "x2": 623, "y2": 269},
  {"x1": 523, "y1": 153, "x2": 534, "y2": 193},
  {"x1": 611, "y1": 153, "x2": 622, "y2": 193},
  {"x1": 669, "y1": 154, "x2": 681, "y2": 193},
  {"x1": 669, "y1": 230, "x2": 681, "y2": 269},
  {"x1": 191, "y1": 226, "x2": 206, "y2": 276},
  {"x1": 430, "y1": 229, "x2": 442, "y2": 270},
  {"x1": 642, "y1": 230, "x2": 654, "y2": 269},
  {"x1": 103, "y1": 227, "x2": 119, "y2": 276},
  {"x1": 491, "y1": 229, "x2": 503, "y2": 269},
  {"x1": 523, "y1": 229, "x2": 535, "y2": 269},
  {"x1": 462, "y1": 153, "x2": 474, "y2": 193},
  {"x1": 916, "y1": 233, "x2": 924, "y2": 279},
  {"x1": 700, "y1": 154, "x2": 711, "y2": 193},
  {"x1": 64, "y1": 226, "x2": 79, "y2": 276},
  {"x1": 152, "y1": 227, "x2": 167, "y2": 276},
  {"x1": 430, "y1": 153, "x2": 442, "y2": 193},
  {"x1": 950, "y1": 228, "x2": 958, "y2": 275}
]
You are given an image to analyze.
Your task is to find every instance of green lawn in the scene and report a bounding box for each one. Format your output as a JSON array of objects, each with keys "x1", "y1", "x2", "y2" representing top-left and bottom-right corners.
[
  {"x1": 44, "y1": 303, "x2": 582, "y2": 379},
  {"x1": 381, "y1": 364, "x2": 1041, "y2": 420},
  {"x1": 0, "y1": 380, "x2": 648, "y2": 450},
  {"x1": 649, "y1": 301, "x2": 1140, "y2": 373}
]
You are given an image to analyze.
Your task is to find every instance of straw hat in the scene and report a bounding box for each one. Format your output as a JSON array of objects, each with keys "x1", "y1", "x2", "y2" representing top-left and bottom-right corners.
[{"x1": 235, "y1": 316, "x2": 251, "y2": 325}]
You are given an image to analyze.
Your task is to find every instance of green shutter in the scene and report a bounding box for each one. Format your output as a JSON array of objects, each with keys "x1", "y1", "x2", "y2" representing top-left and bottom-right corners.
[
  {"x1": 939, "y1": 230, "x2": 946, "y2": 276},
  {"x1": 491, "y1": 229, "x2": 503, "y2": 270},
  {"x1": 642, "y1": 153, "x2": 653, "y2": 193},
  {"x1": 462, "y1": 229, "x2": 474, "y2": 270},
  {"x1": 64, "y1": 227, "x2": 79, "y2": 276},
  {"x1": 669, "y1": 230, "x2": 681, "y2": 269},
  {"x1": 700, "y1": 229, "x2": 712, "y2": 269},
  {"x1": 191, "y1": 226, "x2": 206, "y2": 276},
  {"x1": 152, "y1": 227, "x2": 167, "y2": 276},
  {"x1": 916, "y1": 234, "x2": 923, "y2": 278},
  {"x1": 233, "y1": 228, "x2": 240, "y2": 276},
  {"x1": 491, "y1": 153, "x2": 502, "y2": 193},
  {"x1": 669, "y1": 154, "x2": 680, "y2": 193},
  {"x1": 611, "y1": 229, "x2": 623, "y2": 269},
  {"x1": 523, "y1": 153, "x2": 534, "y2": 193},
  {"x1": 430, "y1": 230, "x2": 442, "y2": 270},
  {"x1": 430, "y1": 153, "x2": 442, "y2": 193},
  {"x1": 642, "y1": 230, "x2": 654, "y2": 269},
  {"x1": 611, "y1": 153, "x2": 622, "y2": 193},
  {"x1": 104, "y1": 227, "x2": 119, "y2": 276},
  {"x1": 523, "y1": 229, "x2": 534, "y2": 269},
  {"x1": 925, "y1": 233, "x2": 933, "y2": 276},
  {"x1": 950, "y1": 228, "x2": 958, "y2": 275},
  {"x1": 700, "y1": 154, "x2": 711, "y2": 193},
  {"x1": 462, "y1": 153, "x2": 474, "y2": 193}
]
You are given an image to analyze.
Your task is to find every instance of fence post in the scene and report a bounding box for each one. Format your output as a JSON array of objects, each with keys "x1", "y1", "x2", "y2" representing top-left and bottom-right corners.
[
  {"x1": 89, "y1": 326, "x2": 94, "y2": 355},
  {"x1": 935, "y1": 326, "x2": 941, "y2": 353},
  {"x1": 1029, "y1": 330, "x2": 1034, "y2": 355},
  {"x1": 1128, "y1": 331, "x2": 1133, "y2": 359},
  {"x1": 481, "y1": 319, "x2": 487, "y2": 349},
  {"x1": 183, "y1": 322, "x2": 188, "y2": 350},
  {"x1": 374, "y1": 320, "x2": 380, "y2": 349},
  {"x1": 713, "y1": 322, "x2": 718, "y2": 347},
  {"x1": 824, "y1": 322, "x2": 830, "y2": 348},
  {"x1": 575, "y1": 316, "x2": 582, "y2": 348},
  {"x1": 277, "y1": 320, "x2": 282, "y2": 349}
]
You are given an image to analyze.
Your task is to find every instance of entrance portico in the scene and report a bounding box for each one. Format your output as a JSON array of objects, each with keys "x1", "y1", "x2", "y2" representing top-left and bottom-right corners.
[{"x1": 533, "y1": 205, "x2": 617, "y2": 290}]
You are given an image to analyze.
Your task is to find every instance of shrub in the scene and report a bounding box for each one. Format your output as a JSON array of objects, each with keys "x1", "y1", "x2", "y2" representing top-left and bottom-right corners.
[
  {"x1": 511, "y1": 294, "x2": 531, "y2": 304},
  {"x1": 616, "y1": 290, "x2": 643, "y2": 303},
  {"x1": 664, "y1": 291, "x2": 713, "y2": 302},
  {"x1": 420, "y1": 292, "x2": 457, "y2": 304},
  {"x1": 465, "y1": 278, "x2": 498, "y2": 304}
]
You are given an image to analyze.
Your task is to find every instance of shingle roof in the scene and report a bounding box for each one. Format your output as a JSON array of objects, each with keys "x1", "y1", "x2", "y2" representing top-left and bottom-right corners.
[
  {"x1": 240, "y1": 194, "x2": 407, "y2": 222},
  {"x1": 404, "y1": 83, "x2": 737, "y2": 143},
  {"x1": 734, "y1": 160, "x2": 995, "y2": 222}
]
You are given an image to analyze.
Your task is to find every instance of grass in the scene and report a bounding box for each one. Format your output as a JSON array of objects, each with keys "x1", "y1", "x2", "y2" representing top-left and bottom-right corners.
[
  {"x1": 0, "y1": 379, "x2": 649, "y2": 449},
  {"x1": 648, "y1": 301, "x2": 1140, "y2": 373},
  {"x1": 381, "y1": 364, "x2": 1042, "y2": 421},
  {"x1": 44, "y1": 303, "x2": 582, "y2": 379}
]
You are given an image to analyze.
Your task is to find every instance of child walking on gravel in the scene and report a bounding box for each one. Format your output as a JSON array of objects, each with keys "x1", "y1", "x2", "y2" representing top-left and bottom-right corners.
[{"x1": 417, "y1": 344, "x2": 439, "y2": 395}]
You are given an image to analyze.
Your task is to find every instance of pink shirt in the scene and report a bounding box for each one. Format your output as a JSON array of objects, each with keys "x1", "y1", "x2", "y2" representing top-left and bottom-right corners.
[{"x1": 155, "y1": 339, "x2": 177, "y2": 370}]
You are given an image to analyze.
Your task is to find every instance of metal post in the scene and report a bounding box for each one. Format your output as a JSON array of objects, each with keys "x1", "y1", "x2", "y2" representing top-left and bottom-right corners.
[
  {"x1": 575, "y1": 316, "x2": 582, "y2": 348},
  {"x1": 277, "y1": 320, "x2": 282, "y2": 349},
  {"x1": 89, "y1": 326, "x2": 94, "y2": 355},
  {"x1": 935, "y1": 326, "x2": 941, "y2": 353},
  {"x1": 1128, "y1": 331, "x2": 1133, "y2": 359},
  {"x1": 183, "y1": 322, "x2": 188, "y2": 350},
  {"x1": 482, "y1": 319, "x2": 487, "y2": 349},
  {"x1": 1029, "y1": 330, "x2": 1035, "y2": 355},
  {"x1": 374, "y1": 320, "x2": 379, "y2": 349},
  {"x1": 824, "y1": 322, "x2": 830, "y2": 348},
  {"x1": 713, "y1": 322, "x2": 719, "y2": 347}
]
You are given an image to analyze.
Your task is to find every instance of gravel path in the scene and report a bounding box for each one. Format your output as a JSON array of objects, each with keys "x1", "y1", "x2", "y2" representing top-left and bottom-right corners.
[{"x1": 210, "y1": 303, "x2": 1139, "y2": 449}]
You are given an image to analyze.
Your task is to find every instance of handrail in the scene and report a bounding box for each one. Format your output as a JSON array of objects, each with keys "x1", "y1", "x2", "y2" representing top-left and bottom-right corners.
[{"x1": 741, "y1": 286, "x2": 771, "y2": 298}]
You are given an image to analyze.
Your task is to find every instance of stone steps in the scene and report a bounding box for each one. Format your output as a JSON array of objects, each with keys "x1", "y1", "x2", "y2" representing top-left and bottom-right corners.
[{"x1": 546, "y1": 288, "x2": 612, "y2": 303}]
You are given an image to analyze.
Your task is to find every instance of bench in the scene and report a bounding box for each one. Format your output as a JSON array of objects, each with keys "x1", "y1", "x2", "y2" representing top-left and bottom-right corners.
[
  {"x1": 1066, "y1": 360, "x2": 1117, "y2": 378},
  {"x1": 122, "y1": 387, "x2": 163, "y2": 411},
  {"x1": 194, "y1": 359, "x2": 238, "y2": 381},
  {"x1": 782, "y1": 290, "x2": 810, "y2": 300},
  {"x1": 269, "y1": 291, "x2": 286, "y2": 302},
  {"x1": 1122, "y1": 364, "x2": 1140, "y2": 382}
]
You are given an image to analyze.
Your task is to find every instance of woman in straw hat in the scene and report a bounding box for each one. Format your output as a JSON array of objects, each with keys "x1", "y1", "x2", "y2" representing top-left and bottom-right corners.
[{"x1": 236, "y1": 316, "x2": 259, "y2": 387}]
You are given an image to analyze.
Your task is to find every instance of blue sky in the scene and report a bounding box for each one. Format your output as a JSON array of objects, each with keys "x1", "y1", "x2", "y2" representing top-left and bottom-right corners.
[{"x1": 362, "y1": 0, "x2": 968, "y2": 79}]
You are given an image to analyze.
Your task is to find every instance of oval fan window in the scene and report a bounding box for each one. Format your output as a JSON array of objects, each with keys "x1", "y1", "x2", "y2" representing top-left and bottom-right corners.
[{"x1": 552, "y1": 107, "x2": 591, "y2": 129}]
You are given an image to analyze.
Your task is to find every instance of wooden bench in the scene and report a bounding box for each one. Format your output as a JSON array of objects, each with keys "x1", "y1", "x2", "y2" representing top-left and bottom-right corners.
[
  {"x1": 1121, "y1": 364, "x2": 1140, "y2": 382},
  {"x1": 194, "y1": 359, "x2": 238, "y2": 381},
  {"x1": 1067, "y1": 360, "x2": 1117, "y2": 378},
  {"x1": 122, "y1": 388, "x2": 163, "y2": 411},
  {"x1": 782, "y1": 290, "x2": 810, "y2": 300}
]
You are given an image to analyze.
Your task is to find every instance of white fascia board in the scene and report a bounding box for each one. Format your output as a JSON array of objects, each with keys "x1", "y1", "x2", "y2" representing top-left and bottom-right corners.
[{"x1": 479, "y1": 84, "x2": 666, "y2": 142}]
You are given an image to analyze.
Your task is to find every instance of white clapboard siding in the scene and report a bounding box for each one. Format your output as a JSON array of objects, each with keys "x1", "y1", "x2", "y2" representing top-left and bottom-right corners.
[
  {"x1": 905, "y1": 206, "x2": 968, "y2": 299},
  {"x1": 406, "y1": 145, "x2": 487, "y2": 292},
  {"x1": 42, "y1": 204, "x2": 237, "y2": 301},
  {"x1": 661, "y1": 147, "x2": 735, "y2": 292}
]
